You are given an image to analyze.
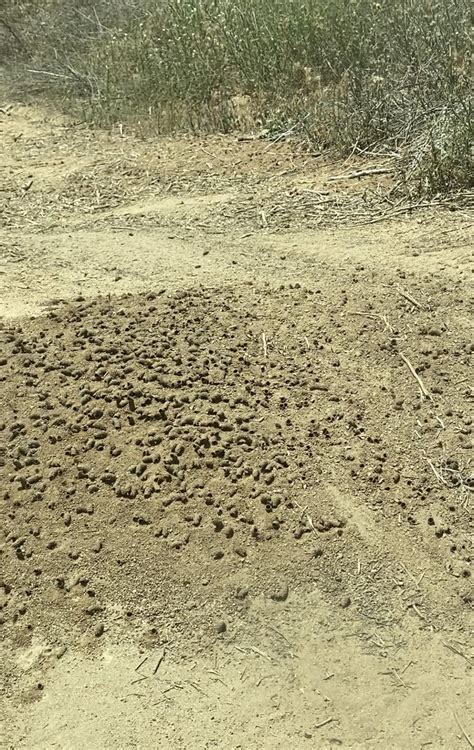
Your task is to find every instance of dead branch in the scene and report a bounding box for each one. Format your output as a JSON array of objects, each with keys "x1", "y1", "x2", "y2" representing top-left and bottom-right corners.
[
  {"x1": 329, "y1": 167, "x2": 394, "y2": 181},
  {"x1": 400, "y1": 353, "x2": 432, "y2": 400}
]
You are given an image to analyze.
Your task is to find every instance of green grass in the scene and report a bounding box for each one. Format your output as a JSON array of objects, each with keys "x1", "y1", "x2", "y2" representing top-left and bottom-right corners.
[{"x1": 3, "y1": 0, "x2": 473, "y2": 193}]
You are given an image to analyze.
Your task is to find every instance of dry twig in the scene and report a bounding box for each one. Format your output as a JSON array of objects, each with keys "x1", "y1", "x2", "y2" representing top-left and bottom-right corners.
[
  {"x1": 426, "y1": 458, "x2": 450, "y2": 486},
  {"x1": 314, "y1": 717, "x2": 335, "y2": 729},
  {"x1": 397, "y1": 288, "x2": 423, "y2": 309},
  {"x1": 443, "y1": 642, "x2": 473, "y2": 667},
  {"x1": 400, "y1": 353, "x2": 432, "y2": 400},
  {"x1": 153, "y1": 647, "x2": 166, "y2": 675},
  {"x1": 250, "y1": 645, "x2": 272, "y2": 662},
  {"x1": 329, "y1": 166, "x2": 394, "y2": 181},
  {"x1": 135, "y1": 656, "x2": 148, "y2": 672},
  {"x1": 454, "y1": 712, "x2": 474, "y2": 749}
]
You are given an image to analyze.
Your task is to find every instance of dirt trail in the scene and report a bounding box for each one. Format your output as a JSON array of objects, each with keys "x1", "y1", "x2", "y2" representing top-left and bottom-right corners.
[{"x1": 1, "y1": 100, "x2": 473, "y2": 750}]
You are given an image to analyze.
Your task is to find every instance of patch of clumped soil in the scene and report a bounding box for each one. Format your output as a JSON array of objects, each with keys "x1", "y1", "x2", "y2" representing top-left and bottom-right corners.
[{"x1": 0, "y1": 279, "x2": 472, "y2": 663}]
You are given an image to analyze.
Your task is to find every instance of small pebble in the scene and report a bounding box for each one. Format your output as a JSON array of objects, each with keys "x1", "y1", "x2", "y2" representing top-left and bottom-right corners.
[
  {"x1": 56, "y1": 645, "x2": 67, "y2": 659},
  {"x1": 235, "y1": 586, "x2": 249, "y2": 600},
  {"x1": 216, "y1": 620, "x2": 227, "y2": 634},
  {"x1": 271, "y1": 584, "x2": 289, "y2": 602}
]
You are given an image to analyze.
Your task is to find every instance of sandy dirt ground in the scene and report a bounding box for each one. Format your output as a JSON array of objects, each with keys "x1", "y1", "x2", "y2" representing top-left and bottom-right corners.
[{"x1": 1, "y1": 99, "x2": 473, "y2": 750}]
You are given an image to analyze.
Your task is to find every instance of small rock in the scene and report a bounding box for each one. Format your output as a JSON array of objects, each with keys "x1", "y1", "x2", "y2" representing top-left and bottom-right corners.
[
  {"x1": 216, "y1": 620, "x2": 227, "y2": 634},
  {"x1": 235, "y1": 586, "x2": 249, "y2": 600},
  {"x1": 65, "y1": 573, "x2": 81, "y2": 591},
  {"x1": 85, "y1": 604, "x2": 104, "y2": 616},
  {"x1": 94, "y1": 623, "x2": 104, "y2": 637},
  {"x1": 100, "y1": 472, "x2": 116, "y2": 486},
  {"x1": 271, "y1": 583, "x2": 289, "y2": 602},
  {"x1": 55, "y1": 645, "x2": 67, "y2": 659},
  {"x1": 340, "y1": 595, "x2": 351, "y2": 609}
]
